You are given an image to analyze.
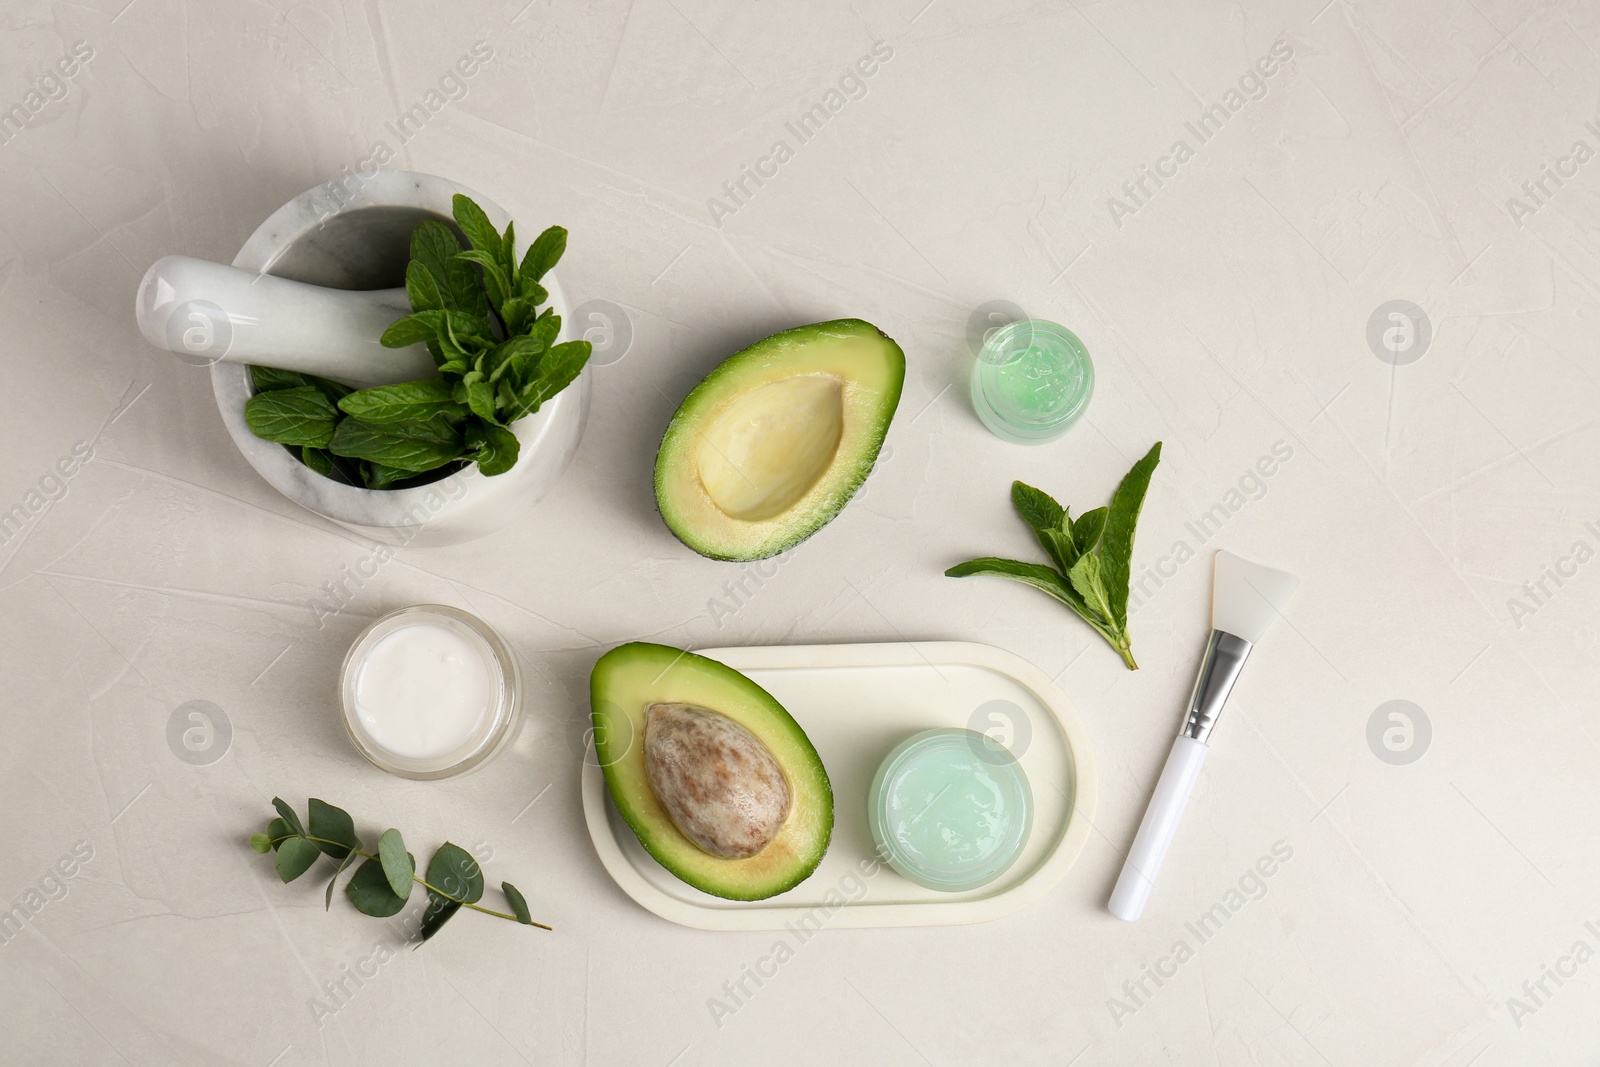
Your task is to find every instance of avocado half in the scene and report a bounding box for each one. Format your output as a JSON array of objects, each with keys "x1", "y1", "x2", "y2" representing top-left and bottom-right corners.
[
  {"x1": 590, "y1": 642, "x2": 833, "y2": 901},
  {"x1": 654, "y1": 318, "x2": 905, "y2": 561}
]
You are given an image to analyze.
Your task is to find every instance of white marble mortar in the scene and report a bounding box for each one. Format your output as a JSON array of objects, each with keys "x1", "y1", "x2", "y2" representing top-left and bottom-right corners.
[{"x1": 209, "y1": 170, "x2": 591, "y2": 547}]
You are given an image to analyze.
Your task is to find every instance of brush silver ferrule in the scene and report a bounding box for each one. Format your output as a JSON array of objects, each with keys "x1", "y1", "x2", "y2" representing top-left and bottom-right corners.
[{"x1": 1180, "y1": 629, "x2": 1253, "y2": 744}]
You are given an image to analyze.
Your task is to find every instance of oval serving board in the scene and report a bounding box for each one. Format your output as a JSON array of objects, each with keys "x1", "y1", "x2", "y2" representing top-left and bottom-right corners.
[{"x1": 580, "y1": 641, "x2": 1098, "y2": 930}]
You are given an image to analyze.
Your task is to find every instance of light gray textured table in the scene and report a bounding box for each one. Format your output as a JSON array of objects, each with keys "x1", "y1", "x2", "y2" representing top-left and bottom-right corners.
[{"x1": 1, "y1": 1, "x2": 1596, "y2": 1064}]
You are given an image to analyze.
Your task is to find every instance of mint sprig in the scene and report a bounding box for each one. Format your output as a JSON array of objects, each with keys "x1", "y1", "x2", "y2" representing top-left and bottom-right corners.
[
  {"x1": 244, "y1": 194, "x2": 591, "y2": 490},
  {"x1": 947, "y1": 442, "x2": 1161, "y2": 670},
  {"x1": 250, "y1": 797, "x2": 550, "y2": 942}
]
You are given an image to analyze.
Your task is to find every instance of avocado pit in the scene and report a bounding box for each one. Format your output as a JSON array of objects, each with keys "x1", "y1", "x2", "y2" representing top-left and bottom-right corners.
[{"x1": 643, "y1": 702, "x2": 792, "y2": 859}]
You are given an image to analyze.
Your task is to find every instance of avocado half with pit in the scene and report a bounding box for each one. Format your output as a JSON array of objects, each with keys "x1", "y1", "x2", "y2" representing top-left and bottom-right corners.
[
  {"x1": 654, "y1": 318, "x2": 905, "y2": 561},
  {"x1": 590, "y1": 642, "x2": 832, "y2": 901}
]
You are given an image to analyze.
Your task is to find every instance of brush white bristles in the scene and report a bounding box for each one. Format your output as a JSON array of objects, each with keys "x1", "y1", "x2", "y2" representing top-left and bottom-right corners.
[{"x1": 1210, "y1": 550, "x2": 1299, "y2": 644}]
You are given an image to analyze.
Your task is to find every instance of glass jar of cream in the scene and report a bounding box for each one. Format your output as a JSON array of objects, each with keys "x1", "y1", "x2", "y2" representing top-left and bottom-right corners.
[
  {"x1": 869, "y1": 728, "x2": 1033, "y2": 892},
  {"x1": 340, "y1": 605, "x2": 520, "y2": 779}
]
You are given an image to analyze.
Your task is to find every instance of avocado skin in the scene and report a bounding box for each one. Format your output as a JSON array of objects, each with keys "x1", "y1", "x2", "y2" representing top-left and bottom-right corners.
[{"x1": 590, "y1": 642, "x2": 834, "y2": 901}]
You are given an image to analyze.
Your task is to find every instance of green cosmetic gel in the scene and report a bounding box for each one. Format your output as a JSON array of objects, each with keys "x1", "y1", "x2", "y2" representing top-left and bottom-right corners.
[
  {"x1": 869, "y1": 728, "x2": 1033, "y2": 892},
  {"x1": 970, "y1": 319, "x2": 1094, "y2": 444}
]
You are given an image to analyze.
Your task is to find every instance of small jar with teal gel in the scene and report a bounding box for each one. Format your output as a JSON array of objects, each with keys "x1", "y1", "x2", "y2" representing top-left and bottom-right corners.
[
  {"x1": 970, "y1": 318, "x2": 1094, "y2": 444},
  {"x1": 868, "y1": 728, "x2": 1033, "y2": 892}
]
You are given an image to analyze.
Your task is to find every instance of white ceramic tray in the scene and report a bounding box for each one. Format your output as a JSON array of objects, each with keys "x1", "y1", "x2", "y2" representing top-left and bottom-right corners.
[{"x1": 580, "y1": 641, "x2": 1098, "y2": 930}]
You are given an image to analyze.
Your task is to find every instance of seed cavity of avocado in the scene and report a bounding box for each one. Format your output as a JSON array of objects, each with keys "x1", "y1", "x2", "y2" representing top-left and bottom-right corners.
[{"x1": 643, "y1": 702, "x2": 792, "y2": 860}]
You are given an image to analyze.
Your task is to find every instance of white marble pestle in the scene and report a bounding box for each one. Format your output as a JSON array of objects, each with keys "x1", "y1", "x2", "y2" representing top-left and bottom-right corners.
[{"x1": 136, "y1": 255, "x2": 436, "y2": 388}]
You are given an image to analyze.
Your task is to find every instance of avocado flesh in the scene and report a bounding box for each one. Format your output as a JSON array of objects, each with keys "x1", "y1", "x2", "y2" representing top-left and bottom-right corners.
[
  {"x1": 591, "y1": 642, "x2": 833, "y2": 901},
  {"x1": 654, "y1": 318, "x2": 905, "y2": 561}
]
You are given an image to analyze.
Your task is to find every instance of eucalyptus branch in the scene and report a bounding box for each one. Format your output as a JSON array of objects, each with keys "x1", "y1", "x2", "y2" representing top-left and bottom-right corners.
[{"x1": 250, "y1": 798, "x2": 550, "y2": 942}]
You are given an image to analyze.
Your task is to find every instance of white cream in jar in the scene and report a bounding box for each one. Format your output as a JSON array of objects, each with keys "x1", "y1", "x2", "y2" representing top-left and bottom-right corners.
[{"x1": 340, "y1": 606, "x2": 520, "y2": 778}]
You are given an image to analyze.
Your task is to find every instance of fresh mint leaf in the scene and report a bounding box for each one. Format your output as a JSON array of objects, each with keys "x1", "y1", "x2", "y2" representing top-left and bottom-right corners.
[
  {"x1": 465, "y1": 380, "x2": 498, "y2": 423},
  {"x1": 405, "y1": 259, "x2": 445, "y2": 312},
  {"x1": 362, "y1": 462, "x2": 412, "y2": 490},
  {"x1": 456, "y1": 249, "x2": 511, "y2": 311},
  {"x1": 411, "y1": 219, "x2": 461, "y2": 294},
  {"x1": 947, "y1": 444, "x2": 1162, "y2": 670},
  {"x1": 378, "y1": 829, "x2": 413, "y2": 899},
  {"x1": 301, "y1": 446, "x2": 337, "y2": 478},
  {"x1": 509, "y1": 340, "x2": 590, "y2": 421},
  {"x1": 1072, "y1": 506, "x2": 1108, "y2": 556},
  {"x1": 500, "y1": 221, "x2": 517, "y2": 280},
  {"x1": 338, "y1": 379, "x2": 458, "y2": 423},
  {"x1": 520, "y1": 225, "x2": 566, "y2": 283},
  {"x1": 245, "y1": 386, "x2": 338, "y2": 447},
  {"x1": 469, "y1": 421, "x2": 520, "y2": 476},
  {"x1": 329, "y1": 416, "x2": 464, "y2": 473},
  {"x1": 1100, "y1": 442, "x2": 1162, "y2": 629},
  {"x1": 451, "y1": 193, "x2": 501, "y2": 258},
  {"x1": 346, "y1": 857, "x2": 409, "y2": 917},
  {"x1": 1011, "y1": 482, "x2": 1065, "y2": 532},
  {"x1": 486, "y1": 335, "x2": 544, "y2": 384},
  {"x1": 443, "y1": 309, "x2": 495, "y2": 352},
  {"x1": 1067, "y1": 553, "x2": 1115, "y2": 623},
  {"x1": 381, "y1": 310, "x2": 448, "y2": 349}
]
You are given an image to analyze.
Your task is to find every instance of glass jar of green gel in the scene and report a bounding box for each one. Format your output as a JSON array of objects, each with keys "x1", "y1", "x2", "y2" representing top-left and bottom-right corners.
[
  {"x1": 970, "y1": 318, "x2": 1094, "y2": 444},
  {"x1": 868, "y1": 728, "x2": 1033, "y2": 892}
]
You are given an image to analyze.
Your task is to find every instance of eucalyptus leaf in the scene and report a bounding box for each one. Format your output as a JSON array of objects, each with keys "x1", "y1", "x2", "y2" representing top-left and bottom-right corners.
[
  {"x1": 378, "y1": 829, "x2": 413, "y2": 899},
  {"x1": 346, "y1": 857, "x2": 408, "y2": 917},
  {"x1": 271, "y1": 798, "x2": 305, "y2": 837},
  {"x1": 426, "y1": 843, "x2": 484, "y2": 904},
  {"x1": 266, "y1": 817, "x2": 292, "y2": 850},
  {"x1": 274, "y1": 836, "x2": 321, "y2": 883},
  {"x1": 418, "y1": 897, "x2": 460, "y2": 942},
  {"x1": 502, "y1": 882, "x2": 532, "y2": 925},
  {"x1": 308, "y1": 798, "x2": 360, "y2": 860},
  {"x1": 324, "y1": 849, "x2": 360, "y2": 910},
  {"x1": 249, "y1": 834, "x2": 272, "y2": 854}
]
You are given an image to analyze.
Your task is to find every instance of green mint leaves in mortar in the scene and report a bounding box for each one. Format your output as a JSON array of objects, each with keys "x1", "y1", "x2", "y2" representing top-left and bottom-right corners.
[
  {"x1": 249, "y1": 797, "x2": 550, "y2": 942},
  {"x1": 947, "y1": 442, "x2": 1161, "y2": 670},
  {"x1": 244, "y1": 194, "x2": 590, "y2": 490}
]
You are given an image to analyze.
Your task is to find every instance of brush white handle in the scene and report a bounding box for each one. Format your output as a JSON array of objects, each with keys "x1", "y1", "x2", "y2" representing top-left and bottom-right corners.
[
  {"x1": 136, "y1": 255, "x2": 431, "y2": 387},
  {"x1": 1108, "y1": 736, "x2": 1208, "y2": 922}
]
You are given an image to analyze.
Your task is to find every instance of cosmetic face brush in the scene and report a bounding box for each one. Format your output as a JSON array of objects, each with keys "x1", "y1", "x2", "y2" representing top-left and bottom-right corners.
[{"x1": 1108, "y1": 550, "x2": 1299, "y2": 922}]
